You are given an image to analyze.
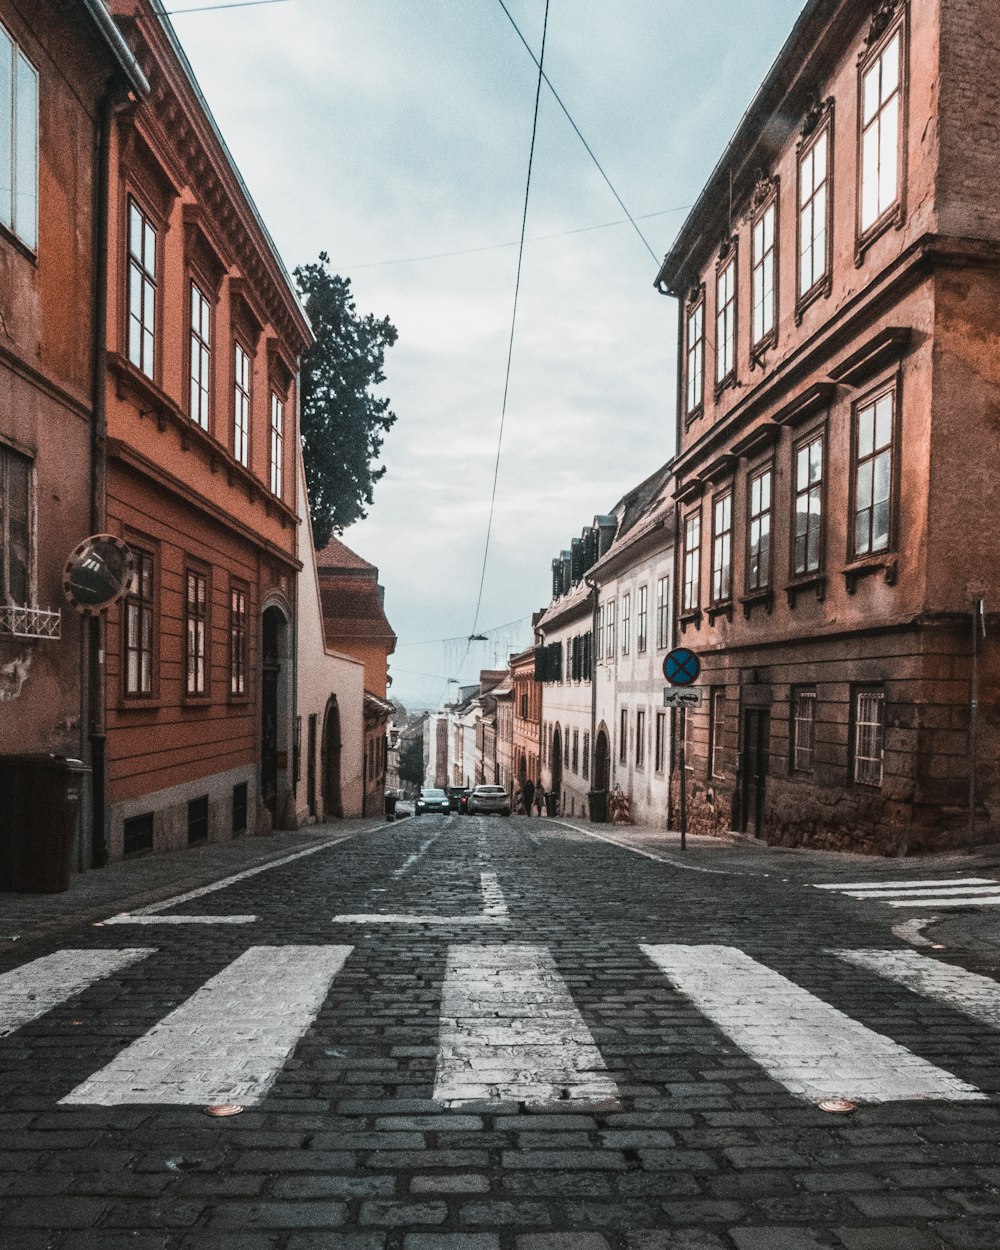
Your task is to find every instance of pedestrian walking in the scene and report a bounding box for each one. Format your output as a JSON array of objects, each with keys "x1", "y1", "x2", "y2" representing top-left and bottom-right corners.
[
  {"x1": 521, "y1": 776, "x2": 535, "y2": 816},
  {"x1": 534, "y1": 782, "x2": 546, "y2": 816}
]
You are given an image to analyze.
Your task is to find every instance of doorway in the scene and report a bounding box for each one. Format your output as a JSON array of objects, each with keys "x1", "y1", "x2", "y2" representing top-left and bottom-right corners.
[
  {"x1": 594, "y1": 726, "x2": 610, "y2": 792},
  {"x1": 550, "y1": 725, "x2": 563, "y2": 809},
  {"x1": 739, "y1": 708, "x2": 770, "y2": 838},
  {"x1": 322, "y1": 697, "x2": 343, "y2": 818},
  {"x1": 261, "y1": 605, "x2": 289, "y2": 819}
]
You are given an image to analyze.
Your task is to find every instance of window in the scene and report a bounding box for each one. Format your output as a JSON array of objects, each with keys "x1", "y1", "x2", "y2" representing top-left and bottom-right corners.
[
  {"x1": 622, "y1": 592, "x2": 631, "y2": 656},
  {"x1": 582, "y1": 732, "x2": 590, "y2": 781},
  {"x1": 127, "y1": 198, "x2": 156, "y2": 379},
  {"x1": 637, "y1": 586, "x2": 648, "y2": 653},
  {"x1": 747, "y1": 468, "x2": 772, "y2": 592},
  {"x1": 853, "y1": 687, "x2": 885, "y2": 787},
  {"x1": 686, "y1": 297, "x2": 704, "y2": 415},
  {"x1": 751, "y1": 200, "x2": 776, "y2": 347},
  {"x1": 792, "y1": 688, "x2": 817, "y2": 773},
  {"x1": 683, "y1": 512, "x2": 701, "y2": 613},
  {"x1": 709, "y1": 688, "x2": 726, "y2": 778},
  {"x1": 234, "y1": 342, "x2": 251, "y2": 466},
  {"x1": 124, "y1": 549, "x2": 154, "y2": 696},
  {"x1": 799, "y1": 127, "x2": 831, "y2": 299},
  {"x1": 563, "y1": 729, "x2": 570, "y2": 768},
  {"x1": 711, "y1": 492, "x2": 732, "y2": 603},
  {"x1": 232, "y1": 782, "x2": 248, "y2": 835},
  {"x1": 716, "y1": 255, "x2": 736, "y2": 384},
  {"x1": 519, "y1": 692, "x2": 528, "y2": 719},
  {"x1": 187, "y1": 794, "x2": 209, "y2": 845},
  {"x1": 0, "y1": 23, "x2": 37, "y2": 249},
  {"x1": 269, "y1": 392, "x2": 284, "y2": 497},
  {"x1": 656, "y1": 576, "x2": 669, "y2": 649},
  {"x1": 572, "y1": 729, "x2": 579, "y2": 774},
  {"x1": 860, "y1": 29, "x2": 902, "y2": 235},
  {"x1": 0, "y1": 442, "x2": 30, "y2": 605},
  {"x1": 605, "y1": 598, "x2": 616, "y2": 658},
  {"x1": 185, "y1": 569, "x2": 207, "y2": 696},
  {"x1": 793, "y1": 433, "x2": 824, "y2": 575},
  {"x1": 189, "y1": 283, "x2": 211, "y2": 430},
  {"x1": 230, "y1": 585, "x2": 247, "y2": 696},
  {"x1": 655, "y1": 712, "x2": 666, "y2": 773},
  {"x1": 853, "y1": 390, "x2": 894, "y2": 556},
  {"x1": 619, "y1": 708, "x2": 627, "y2": 764},
  {"x1": 123, "y1": 812, "x2": 154, "y2": 857},
  {"x1": 636, "y1": 709, "x2": 646, "y2": 768}
]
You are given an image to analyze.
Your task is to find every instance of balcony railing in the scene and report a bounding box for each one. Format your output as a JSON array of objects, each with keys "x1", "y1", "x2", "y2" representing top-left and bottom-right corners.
[{"x1": 0, "y1": 604, "x2": 62, "y2": 640}]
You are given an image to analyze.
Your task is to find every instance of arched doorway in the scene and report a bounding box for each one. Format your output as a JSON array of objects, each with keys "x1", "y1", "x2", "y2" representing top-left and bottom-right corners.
[
  {"x1": 261, "y1": 605, "x2": 290, "y2": 819},
  {"x1": 550, "y1": 724, "x2": 563, "y2": 808},
  {"x1": 594, "y1": 725, "x2": 610, "y2": 792},
  {"x1": 322, "y1": 696, "x2": 343, "y2": 819}
]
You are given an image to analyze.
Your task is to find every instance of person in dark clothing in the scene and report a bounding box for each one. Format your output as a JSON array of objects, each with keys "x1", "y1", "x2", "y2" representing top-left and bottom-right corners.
[{"x1": 521, "y1": 777, "x2": 535, "y2": 816}]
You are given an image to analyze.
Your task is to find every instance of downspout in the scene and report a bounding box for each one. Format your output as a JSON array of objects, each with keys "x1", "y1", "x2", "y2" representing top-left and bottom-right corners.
[{"x1": 584, "y1": 575, "x2": 599, "y2": 795}]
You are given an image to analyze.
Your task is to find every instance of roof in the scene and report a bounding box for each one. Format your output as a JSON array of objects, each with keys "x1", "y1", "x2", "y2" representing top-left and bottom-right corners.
[
  {"x1": 81, "y1": 0, "x2": 149, "y2": 96},
  {"x1": 536, "y1": 576, "x2": 594, "y2": 634},
  {"x1": 590, "y1": 464, "x2": 675, "y2": 581},
  {"x1": 320, "y1": 580, "x2": 397, "y2": 646},
  {"x1": 315, "y1": 534, "x2": 378, "y2": 574}
]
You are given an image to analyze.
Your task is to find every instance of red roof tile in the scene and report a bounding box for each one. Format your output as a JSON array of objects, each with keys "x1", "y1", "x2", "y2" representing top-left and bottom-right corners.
[
  {"x1": 315, "y1": 534, "x2": 377, "y2": 573},
  {"x1": 320, "y1": 578, "x2": 397, "y2": 645}
]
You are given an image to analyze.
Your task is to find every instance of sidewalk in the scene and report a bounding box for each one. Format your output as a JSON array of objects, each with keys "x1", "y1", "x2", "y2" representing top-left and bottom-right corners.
[{"x1": 0, "y1": 816, "x2": 398, "y2": 955}]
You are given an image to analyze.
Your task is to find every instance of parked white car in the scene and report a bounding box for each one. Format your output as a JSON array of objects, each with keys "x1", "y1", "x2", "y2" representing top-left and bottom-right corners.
[{"x1": 467, "y1": 785, "x2": 511, "y2": 816}]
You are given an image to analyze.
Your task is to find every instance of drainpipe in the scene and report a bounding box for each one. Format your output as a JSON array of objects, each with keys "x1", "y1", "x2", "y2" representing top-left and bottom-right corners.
[{"x1": 584, "y1": 575, "x2": 599, "y2": 794}]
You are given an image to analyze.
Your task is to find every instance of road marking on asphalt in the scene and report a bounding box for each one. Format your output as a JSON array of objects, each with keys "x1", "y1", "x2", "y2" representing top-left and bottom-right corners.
[
  {"x1": 842, "y1": 885, "x2": 1000, "y2": 898},
  {"x1": 392, "y1": 832, "x2": 442, "y2": 879},
  {"x1": 813, "y1": 878, "x2": 1000, "y2": 910},
  {"x1": 102, "y1": 839, "x2": 351, "y2": 925},
  {"x1": 641, "y1": 944, "x2": 985, "y2": 1104},
  {"x1": 0, "y1": 949, "x2": 155, "y2": 1038},
  {"x1": 61, "y1": 945, "x2": 352, "y2": 1106},
  {"x1": 891, "y1": 918, "x2": 938, "y2": 947},
  {"x1": 332, "y1": 868, "x2": 510, "y2": 926},
  {"x1": 434, "y1": 944, "x2": 618, "y2": 1108},
  {"x1": 815, "y1": 878, "x2": 996, "y2": 891},
  {"x1": 554, "y1": 821, "x2": 767, "y2": 878},
  {"x1": 832, "y1": 948, "x2": 1000, "y2": 1029},
  {"x1": 480, "y1": 870, "x2": 509, "y2": 920},
  {"x1": 884, "y1": 894, "x2": 1000, "y2": 908}
]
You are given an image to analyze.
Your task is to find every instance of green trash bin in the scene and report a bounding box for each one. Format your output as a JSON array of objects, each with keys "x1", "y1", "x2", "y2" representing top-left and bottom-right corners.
[{"x1": 0, "y1": 755, "x2": 89, "y2": 893}]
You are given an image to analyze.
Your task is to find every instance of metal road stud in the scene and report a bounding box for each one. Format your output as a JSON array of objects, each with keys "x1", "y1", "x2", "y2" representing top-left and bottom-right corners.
[
  {"x1": 817, "y1": 1097, "x2": 857, "y2": 1113},
  {"x1": 204, "y1": 1104, "x2": 244, "y2": 1117}
]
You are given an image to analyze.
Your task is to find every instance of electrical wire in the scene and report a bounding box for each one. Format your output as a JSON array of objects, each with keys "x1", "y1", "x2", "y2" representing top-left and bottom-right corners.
[
  {"x1": 470, "y1": 0, "x2": 550, "y2": 642},
  {"x1": 164, "y1": 0, "x2": 290, "y2": 12},
  {"x1": 497, "y1": 0, "x2": 658, "y2": 264},
  {"x1": 395, "y1": 614, "x2": 532, "y2": 648}
]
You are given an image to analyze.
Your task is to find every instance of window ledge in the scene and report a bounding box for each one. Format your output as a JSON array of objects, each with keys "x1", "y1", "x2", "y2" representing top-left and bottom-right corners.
[
  {"x1": 0, "y1": 221, "x2": 38, "y2": 265},
  {"x1": 182, "y1": 695, "x2": 212, "y2": 709},
  {"x1": 843, "y1": 555, "x2": 897, "y2": 593},
  {"x1": 678, "y1": 609, "x2": 702, "y2": 632},
  {"x1": 786, "y1": 573, "x2": 827, "y2": 607},
  {"x1": 855, "y1": 202, "x2": 905, "y2": 266},
  {"x1": 684, "y1": 404, "x2": 704, "y2": 430},
  {"x1": 740, "y1": 588, "x2": 774, "y2": 618},
  {"x1": 794, "y1": 273, "x2": 832, "y2": 324},
  {"x1": 117, "y1": 697, "x2": 162, "y2": 711},
  {"x1": 706, "y1": 600, "x2": 733, "y2": 624}
]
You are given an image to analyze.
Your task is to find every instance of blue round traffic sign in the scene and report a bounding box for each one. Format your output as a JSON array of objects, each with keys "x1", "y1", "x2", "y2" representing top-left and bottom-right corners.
[{"x1": 663, "y1": 646, "x2": 701, "y2": 687}]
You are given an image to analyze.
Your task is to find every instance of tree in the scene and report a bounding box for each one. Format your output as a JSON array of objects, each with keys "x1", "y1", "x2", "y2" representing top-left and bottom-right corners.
[
  {"x1": 295, "y1": 253, "x2": 398, "y2": 548},
  {"x1": 398, "y1": 731, "x2": 425, "y2": 790}
]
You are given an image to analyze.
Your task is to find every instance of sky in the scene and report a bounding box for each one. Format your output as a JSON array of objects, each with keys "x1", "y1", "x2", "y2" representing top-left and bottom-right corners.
[{"x1": 168, "y1": 0, "x2": 805, "y2": 709}]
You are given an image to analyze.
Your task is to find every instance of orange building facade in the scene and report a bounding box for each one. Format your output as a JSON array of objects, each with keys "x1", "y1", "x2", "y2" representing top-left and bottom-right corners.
[{"x1": 100, "y1": 1, "x2": 311, "y2": 858}]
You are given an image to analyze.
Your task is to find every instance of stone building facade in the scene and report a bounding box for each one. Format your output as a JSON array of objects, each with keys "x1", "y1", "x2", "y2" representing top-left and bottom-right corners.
[{"x1": 656, "y1": 0, "x2": 1000, "y2": 852}]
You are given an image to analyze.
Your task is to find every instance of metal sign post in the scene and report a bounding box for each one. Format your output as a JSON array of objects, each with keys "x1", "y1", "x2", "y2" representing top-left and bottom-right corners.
[
  {"x1": 663, "y1": 647, "x2": 701, "y2": 853},
  {"x1": 678, "y1": 707, "x2": 687, "y2": 852}
]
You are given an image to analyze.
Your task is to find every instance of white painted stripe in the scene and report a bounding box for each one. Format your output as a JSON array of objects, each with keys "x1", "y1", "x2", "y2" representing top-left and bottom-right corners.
[
  {"x1": 480, "y1": 870, "x2": 508, "y2": 919},
  {"x1": 101, "y1": 914, "x2": 257, "y2": 926},
  {"x1": 556, "y1": 820, "x2": 752, "y2": 877},
  {"x1": 891, "y1": 919, "x2": 937, "y2": 947},
  {"x1": 815, "y1": 878, "x2": 995, "y2": 891},
  {"x1": 392, "y1": 832, "x2": 442, "y2": 880},
  {"x1": 0, "y1": 949, "x2": 154, "y2": 1038},
  {"x1": 332, "y1": 913, "x2": 508, "y2": 925},
  {"x1": 833, "y1": 948, "x2": 1000, "y2": 1030},
  {"x1": 434, "y1": 944, "x2": 618, "y2": 1108},
  {"x1": 842, "y1": 885, "x2": 1000, "y2": 900},
  {"x1": 885, "y1": 895, "x2": 1000, "y2": 909},
  {"x1": 61, "y1": 945, "x2": 352, "y2": 1106},
  {"x1": 641, "y1": 944, "x2": 983, "y2": 1104}
]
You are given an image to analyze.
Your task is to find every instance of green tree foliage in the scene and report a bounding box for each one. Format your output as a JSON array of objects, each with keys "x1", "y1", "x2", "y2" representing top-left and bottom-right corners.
[{"x1": 295, "y1": 253, "x2": 398, "y2": 548}]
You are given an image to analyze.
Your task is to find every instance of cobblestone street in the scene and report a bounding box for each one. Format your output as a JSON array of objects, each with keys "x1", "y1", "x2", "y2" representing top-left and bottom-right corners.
[{"x1": 4, "y1": 816, "x2": 1000, "y2": 1249}]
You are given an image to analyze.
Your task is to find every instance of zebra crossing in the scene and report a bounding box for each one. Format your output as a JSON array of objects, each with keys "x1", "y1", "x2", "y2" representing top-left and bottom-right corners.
[
  {"x1": 813, "y1": 876, "x2": 1000, "y2": 908},
  {"x1": 1, "y1": 940, "x2": 998, "y2": 1110}
]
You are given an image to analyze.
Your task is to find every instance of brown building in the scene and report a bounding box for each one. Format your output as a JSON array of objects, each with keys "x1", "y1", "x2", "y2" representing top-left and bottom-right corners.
[
  {"x1": 101, "y1": 0, "x2": 312, "y2": 857},
  {"x1": 0, "y1": 1, "x2": 145, "y2": 870},
  {"x1": 510, "y1": 646, "x2": 542, "y2": 799},
  {"x1": 656, "y1": 0, "x2": 1000, "y2": 852},
  {"x1": 316, "y1": 534, "x2": 397, "y2": 816}
]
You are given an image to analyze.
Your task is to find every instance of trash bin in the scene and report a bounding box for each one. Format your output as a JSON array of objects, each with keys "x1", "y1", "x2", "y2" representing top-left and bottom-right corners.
[
  {"x1": 0, "y1": 755, "x2": 89, "y2": 893},
  {"x1": 544, "y1": 792, "x2": 557, "y2": 817},
  {"x1": 587, "y1": 789, "x2": 608, "y2": 824},
  {"x1": 384, "y1": 793, "x2": 398, "y2": 821}
]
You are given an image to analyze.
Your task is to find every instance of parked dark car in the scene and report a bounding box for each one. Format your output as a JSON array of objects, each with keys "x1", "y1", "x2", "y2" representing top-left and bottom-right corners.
[
  {"x1": 459, "y1": 788, "x2": 472, "y2": 814},
  {"x1": 447, "y1": 786, "x2": 466, "y2": 812},
  {"x1": 415, "y1": 787, "x2": 449, "y2": 815}
]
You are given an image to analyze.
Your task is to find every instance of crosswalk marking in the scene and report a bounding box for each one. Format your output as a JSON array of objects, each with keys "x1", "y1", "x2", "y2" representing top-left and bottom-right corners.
[
  {"x1": 333, "y1": 870, "x2": 510, "y2": 926},
  {"x1": 885, "y1": 895, "x2": 1000, "y2": 908},
  {"x1": 814, "y1": 877, "x2": 1000, "y2": 910},
  {"x1": 641, "y1": 943, "x2": 985, "y2": 1105},
  {"x1": 60, "y1": 945, "x2": 352, "y2": 1106},
  {"x1": 833, "y1": 949, "x2": 1000, "y2": 1028},
  {"x1": 815, "y1": 878, "x2": 995, "y2": 891},
  {"x1": 0, "y1": 949, "x2": 155, "y2": 1038},
  {"x1": 841, "y1": 885, "x2": 1000, "y2": 898},
  {"x1": 434, "y1": 944, "x2": 618, "y2": 1108}
]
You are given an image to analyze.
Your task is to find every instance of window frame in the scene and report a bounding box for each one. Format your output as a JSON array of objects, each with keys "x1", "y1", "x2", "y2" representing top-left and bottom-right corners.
[
  {"x1": 622, "y1": 591, "x2": 631, "y2": 657},
  {"x1": 188, "y1": 278, "x2": 213, "y2": 431},
  {"x1": 654, "y1": 710, "x2": 666, "y2": 773},
  {"x1": 605, "y1": 597, "x2": 616, "y2": 660},
  {"x1": 746, "y1": 463, "x2": 773, "y2": 594},
  {"x1": 656, "y1": 575, "x2": 670, "y2": 650},
  {"x1": 229, "y1": 581, "x2": 249, "y2": 699},
  {"x1": 791, "y1": 425, "x2": 827, "y2": 578},
  {"x1": 715, "y1": 246, "x2": 738, "y2": 389},
  {"x1": 750, "y1": 192, "x2": 779, "y2": 353},
  {"x1": 619, "y1": 707, "x2": 627, "y2": 765},
  {"x1": 682, "y1": 509, "x2": 701, "y2": 615},
  {"x1": 796, "y1": 113, "x2": 834, "y2": 316},
  {"x1": 126, "y1": 194, "x2": 158, "y2": 382},
  {"x1": 0, "y1": 22, "x2": 38, "y2": 253},
  {"x1": 269, "y1": 390, "x2": 284, "y2": 498},
  {"x1": 791, "y1": 686, "x2": 817, "y2": 774},
  {"x1": 123, "y1": 546, "x2": 156, "y2": 699},
  {"x1": 685, "y1": 288, "x2": 705, "y2": 420},
  {"x1": 849, "y1": 381, "x2": 898, "y2": 561},
  {"x1": 184, "y1": 565, "x2": 209, "y2": 699},
  {"x1": 636, "y1": 585, "x2": 648, "y2": 654},
  {"x1": 635, "y1": 708, "x2": 646, "y2": 769},
  {"x1": 856, "y1": 16, "x2": 907, "y2": 257},
  {"x1": 233, "y1": 338, "x2": 252, "y2": 467},
  {"x1": 852, "y1": 685, "x2": 886, "y2": 788},
  {"x1": 0, "y1": 438, "x2": 34, "y2": 608},
  {"x1": 711, "y1": 489, "x2": 733, "y2": 605},
  {"x1": 709, "y1": 687, "x2": 726, "y2": 779}
]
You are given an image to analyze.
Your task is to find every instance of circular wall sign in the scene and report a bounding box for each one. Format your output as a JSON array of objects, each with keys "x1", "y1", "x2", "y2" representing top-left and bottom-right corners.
[
  {"x1": 63, "y1": 534, "x2": 134, "y2": 615},
  {"x1": 663, "y1": 646, "x2": 701, "y2": 687}
]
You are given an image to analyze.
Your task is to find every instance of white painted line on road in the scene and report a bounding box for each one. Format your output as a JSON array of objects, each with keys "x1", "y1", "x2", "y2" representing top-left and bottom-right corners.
[
  {"x1": 100, "y1": 915, "x2": 258, "y2": 926},
  {"x1": 885, "y1": 894, "x2": 1000, "y2": 909},
  {"x1": 641, "y1": 944, "x2": 984, "y2": 1104},
  {"x1": 434, "y1": 944, "x2": 618, "y2": 1108},
  {"x1": 815, "y1": 878, "x2": 995, "y2": 891},
  {"x1": 480, "y1": 870, "x2": 509, "y2": 919},
  {"x1": 833, "y1": 948, "x2": 1000, "y2": 1030},
  {"x1": 61, "y1": 945, "x2": 352, "y2": 1106},
  {"x1": 0, "y1": 949, "x2": 155, "y2": 1038},
  {"x1": 332, "y1": 913, "x2": 508, "y2": 925},
  {"x1": 891, "y1": 919, "x2": 938, "y2": 947},
  {"x1": 555, "y1": 821, "x2": 760, "y2": 878},
  {"x1": 392, "y1": 832, "x2": 442, "y2": 880},
  {"x1": 842, "y1": 885, "x2": 1000, "y2": 899}
]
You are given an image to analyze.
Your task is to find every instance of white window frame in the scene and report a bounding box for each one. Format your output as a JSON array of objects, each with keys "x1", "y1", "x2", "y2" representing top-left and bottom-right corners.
[
  {"x1": 189, "y1": 281, "x2": 211, "y2": 431},
  {"x1": 794, "y1": 432, "x2": 824, "y2": 576},
  {"x1": 269, "y1": 392, "x2": 284, "y2": 498},
  {"x1": 636, "y1": 585, "x2": 648, "y2": 654},
  {"x1": 799, "y1": 125, "x2": 831, "y2": 300},
  {"x1": 0, "y1": 23, "x2": 38, "y2": 250},
  {"x1": 622, "y1": 591, "x2": 631, "y2": 656},
  {"x1": 127, "y1": 198, "x2": 156, "y2": 380},
  {"x1": 747, "y1": 467, "x2": 772, "y2": 593},
  {"x1": 792, "y1": 688, "x2": 816, "y2": 773},
  {"x1": 716, "y1": 255, "x2": 736, "y2": 384},
  {"x1": 860, "y1": 28, "x2": 902, "y2": 237},
  {"x1": 853, "y1": 389, "x2": 894, "y2": 557},
  {"x1": 711, "y1": 492, "x2": 732, "y2": 604},
  {"x1": 751, "y1": 200, "x2": 776, "y2": 348},
  {"x1": 234, "y1": 342, "x2": 251, "y2": 467},
  {"x1": 683, "y1": 512, "x2": 701, "y2": 613},
  {"x1": 853, "y1": 687, "x2": 885, "y2": 787},
  {"x1": 686, "y1": 297, "x2": 704, "y2": 415}
]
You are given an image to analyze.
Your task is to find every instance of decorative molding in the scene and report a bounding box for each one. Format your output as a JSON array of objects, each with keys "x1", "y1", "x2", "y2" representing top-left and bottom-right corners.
[
  {"x1": 785, "y1": 573, "x2": 827, "y2": 608},
  {"x1": 674, "y1": 478, "x2": 705, "y2": 504},
  {"x1": 773, "y1": 381, "x2": 837, "y2": 427},
  {"x1": 844, "y1": 555, "x2": 898, "y2": 594},
  {"x1": 702, "y1": 453, "x2": 738, "y2": 483},
  {"x1": 800, "y1": 93, "x2": 834, "y2": 142},
  {"x1": 828, "y1": 327, "x2": 911, "y2": 385},
  {"x1": 731, "y1": 422, "x2": 780, "y2": 458},
  {"x1": 744, "y1": 170, "x2": 777, "y2": 222},
  {"x1": 740, "y1": 589, "x2": 774, "y2": 619},
  {"x1": 864, "y1": 0, "x2": 901, "y2": 52},
  {"x1": 706, "y1": 600, "x2": 734, "y2": 624}
]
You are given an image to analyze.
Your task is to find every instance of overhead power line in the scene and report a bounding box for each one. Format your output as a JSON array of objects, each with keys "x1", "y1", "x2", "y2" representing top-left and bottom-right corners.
[
  {"x1": 470, "y1": 0, "x2": 551, "y2": 640},
  {"x1": 165, "y1": 0, "x2": 290, "y2": 13},
  {"x1": 497, "y1": 0, "x2": 658, "y2": 264}
]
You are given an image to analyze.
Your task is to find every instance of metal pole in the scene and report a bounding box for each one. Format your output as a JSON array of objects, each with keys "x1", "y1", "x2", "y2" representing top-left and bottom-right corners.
[
  {"x1": 969, "y1": 599, "x2": 980, "y2": 845},
  {"x1": 679, "y1": 706, "x2": 687, "y2": 852}
]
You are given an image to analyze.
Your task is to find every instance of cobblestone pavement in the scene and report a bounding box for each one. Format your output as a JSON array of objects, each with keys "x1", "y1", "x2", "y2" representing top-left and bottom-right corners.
[{"x1": 3, "y1": 815, "x2": 1000, "y2": 1248}]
